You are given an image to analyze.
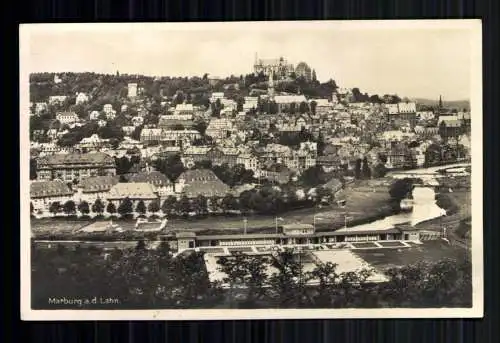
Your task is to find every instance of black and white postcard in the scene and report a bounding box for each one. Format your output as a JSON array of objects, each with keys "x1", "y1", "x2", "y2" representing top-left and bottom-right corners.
[{"x1": 20, "y1": 20, "x2": 483, "y2": 320}]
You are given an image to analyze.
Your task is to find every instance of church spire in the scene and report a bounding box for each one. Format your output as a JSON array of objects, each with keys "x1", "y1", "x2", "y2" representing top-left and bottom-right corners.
[{"x1": 439, "y1": 95, "x2": 443, "y2": 109}]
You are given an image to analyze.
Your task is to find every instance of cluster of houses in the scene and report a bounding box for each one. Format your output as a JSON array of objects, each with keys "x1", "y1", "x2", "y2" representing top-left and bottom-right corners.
[{"x1": 30, "y1": 70, "x2": 472, "y2": 217}]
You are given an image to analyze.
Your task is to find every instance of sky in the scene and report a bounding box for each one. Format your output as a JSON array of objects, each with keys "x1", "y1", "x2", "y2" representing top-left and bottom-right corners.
[{"x1": 22, "y1": 21, "x2": 479, "y2": 100}]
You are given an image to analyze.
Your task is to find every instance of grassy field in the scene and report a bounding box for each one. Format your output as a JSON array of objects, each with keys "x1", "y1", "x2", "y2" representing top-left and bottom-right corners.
[
  {"x1": 354, "y1": 240, "x2": 469, "y2": 271},
  {"x1": 30, "y1": 219, "x2": 90, "y2": 234},
  {"x1": 31, "y1": 179, "x2": 395, "y2": 238}
]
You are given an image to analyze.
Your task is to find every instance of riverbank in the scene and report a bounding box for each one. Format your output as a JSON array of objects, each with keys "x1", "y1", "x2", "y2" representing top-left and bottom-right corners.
[
  {"x1": 415, "y1": 180, "x2": 471, "y2": 241},
  {"x1": 32, "y1": 179, "x2": 396, "y2": 241}
]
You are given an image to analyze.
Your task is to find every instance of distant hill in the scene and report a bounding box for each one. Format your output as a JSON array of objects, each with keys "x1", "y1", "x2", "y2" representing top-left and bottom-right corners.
[{"x1": 412, "y1": 98, "x2": 470, "y2": 111}]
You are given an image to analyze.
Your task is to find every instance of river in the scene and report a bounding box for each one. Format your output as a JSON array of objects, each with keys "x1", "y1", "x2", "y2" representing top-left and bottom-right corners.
[
  {"x1": 34, "y1": 162, "x2": 463, "y2": 250},
  {"x1": 34, "y1": 185, "x2": 446, "y2": 250},
  {"x1": 335, "y1": 186, "x2": 446, "y2": 234}
]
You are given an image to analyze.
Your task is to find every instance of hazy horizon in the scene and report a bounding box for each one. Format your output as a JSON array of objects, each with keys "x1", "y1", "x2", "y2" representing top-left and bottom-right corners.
[{"x1": 22, "y1": 21, "x2": 477, "y2": 100}]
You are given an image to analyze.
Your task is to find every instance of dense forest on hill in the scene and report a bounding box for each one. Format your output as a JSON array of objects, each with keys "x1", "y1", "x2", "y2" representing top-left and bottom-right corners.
[{"x1": 29, "y1": 71, "x2": 404, "y2": 106}]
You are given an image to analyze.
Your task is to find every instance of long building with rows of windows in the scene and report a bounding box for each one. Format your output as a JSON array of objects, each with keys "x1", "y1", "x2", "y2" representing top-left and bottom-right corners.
[
  {"x1": 36, "y1": 152, "x2": 116, "y2": 182},
  {"x1": 162, "y1": 223, "x2": 425, "y2": 253}
]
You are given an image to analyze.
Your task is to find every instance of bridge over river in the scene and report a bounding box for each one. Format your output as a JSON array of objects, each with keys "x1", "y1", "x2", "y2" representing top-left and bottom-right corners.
[{"x1": 387, "y1": 162, "x2": 471, "y2": 183}]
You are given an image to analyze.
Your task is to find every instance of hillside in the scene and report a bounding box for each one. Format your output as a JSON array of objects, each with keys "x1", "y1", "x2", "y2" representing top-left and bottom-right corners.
[{"x1": 412, "y1": 98, "x2": 470, "y2": 111}]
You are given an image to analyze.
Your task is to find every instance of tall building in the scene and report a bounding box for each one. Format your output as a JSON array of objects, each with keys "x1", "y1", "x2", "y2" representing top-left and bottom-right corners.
[
  {"x1": 295, "y1": 62, "x2": 312, "y2": 82},
  {"x1": 36, "y1": 152, "x2": 116, "y2": 182},
  {"x1": 128, "y1": 83, "x2": 138, "y2": 98},
  {"x1": 253, "y1": 54, "x2": 294, "y2": 79},
  {"x1": 268, "y1": 70, "x2": 275, "y2": 99}
]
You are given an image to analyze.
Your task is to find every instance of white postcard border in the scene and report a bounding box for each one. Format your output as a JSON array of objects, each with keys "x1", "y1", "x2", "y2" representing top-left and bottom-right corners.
[{"x1": 20, "y1": 19, "x2": 483, "y2": 320}]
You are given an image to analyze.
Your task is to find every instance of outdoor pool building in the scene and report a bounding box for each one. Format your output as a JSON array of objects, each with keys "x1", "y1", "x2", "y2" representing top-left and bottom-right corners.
[{"x1": 163, "y1": 223, "x2": 424, "y2": 253}]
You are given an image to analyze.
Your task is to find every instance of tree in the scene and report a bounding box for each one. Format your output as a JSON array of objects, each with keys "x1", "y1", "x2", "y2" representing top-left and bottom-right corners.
[
  {"x1": 49, "y1": 202, "x2": 61, "y2": 216},
  {"x1": 118, "y1": 197, "x2": 133, "y2": 216},
  {"x1": 382, "y1": 259, "x2": 472, "y2": 308},
  {"x1": 148, "y1": 199, "x2": 161, "y2": 214},
  {"x1": 317, "y1": 131, "x2": 326, "y2": 156},
  {"x1": 267, "y1": 249, "x2": 307, "y2": 307},
  {"x1": 217, "y1": 252, "x2": 270, "y2": 307},
  {"x1": 162, "y1": 196, "x2": 177, "y2": 216},
  {"x1": 361, "y1": 157, "x2": 371, "y2": 179},
  {"x1": 130, "y1": 126, "x2": 142, "y2": 141},
  {"x1": 424, "y1": 143, "x2": 442, "y2": 167},
  {"x1": 310, "y1": 101, "x2": 317, "y2": 115},
  {"x1": 269, "y1": 101, "x2": 278, "y2": 114},
  {"x1": 238, "y1": 190, "x2": 254, "y2": 214},
  {"x1": 176, "y1": 195, "x2": 192, "y2": 216},
  {"x1": 369, "y1": 94, "x2": 382, "y2": 103},
  {"x1": 221, "y1": 193, "x2": 238, "y2": 213},
  {"x1": 299, "y1": 101, "x2": 309, "y2": 114},
  {"x1": 153, "y1": 154, "x2": 186, "y2": 182},
  {"x1": 236, "y1": 97, "x2": 244, "y2": 112},
  {"x1": 106, "y1": 202, "x2": 117, "y2": 215},
  {"x1": 77, "y1": 201, "x2": 90, "y2": 215},
  {"x1": 193, "y1": 195, "x2": 208, "y2": 215},
  {"x1": 92, "y1": 198, "x2": 105, "y2": 215},
  {"x1": 299, "y1": 166, "x2": 327, "y2": 187},
  {"x1": 389, "y1": 178, "x2": 414, "y2": 210},
  {"x1": 372, "y1": 163, "x2": 388, "y2": 178},
  {"x1": 62, "y1": 201, "x2": 76, "y2": 215},
  {"x1": 136, "y1": 200, "x2": 147, "y2": 215},
  {"x1": 312, "y1": 69, "x2": 317, "y2": 83},
  {"x1": 307, "y1": 262, "x2": 341, "y2": 306},
  {"x1": 193, "y1": 121, "x2": 208, "y2": 136},
  {"x1": 354, "y1": 158, "x2": 362, "y2": 179},
  {"x1": 30, "y1": 159, "x2": 37, "y2": 180},
  {"x1": 208, "y1": 196, "x2": 220, "y2": 213},
  {"x1": 378, "y1": 152, "x2": 388, "y2": 164},
  {"x1": 315, "y1": 186, "x2": 332, "y2": 204},
  {"x1": 115, "y1": 156, "x2": 133, "y2": 175},
  {"x1": 135, "y1": 239, "x2": 147, "y2": 251},
  {"x1": 97, "y1": 122, "x2": 125, "y2": 142},
  {"x1": 30, "y1": 202, "x2": 34, "y2": 214}
]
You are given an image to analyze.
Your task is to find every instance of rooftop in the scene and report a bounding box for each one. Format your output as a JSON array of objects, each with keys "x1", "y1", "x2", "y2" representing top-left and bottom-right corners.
[
  {"x1": 108, "y1": 182, "x2": 157, "y2": 199},
  {"x1": 78, "y1": 175, "x2": 119, "y2": 192},
  {"x1": 37, "y1": 152, "x2": 115, "y2": 166},
  {"x1": 177, "y1": 169, "x2": 220, "y2": 183},
  {"x1": 126, "y1": 171, "x2": 172, "y2": 185},
  {"x1": 181, "y1": 179, "x2": 231, "y2": 198}
]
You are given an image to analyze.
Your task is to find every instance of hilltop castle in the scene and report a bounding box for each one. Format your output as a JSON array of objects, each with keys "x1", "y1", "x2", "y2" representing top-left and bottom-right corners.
[{"x1": 253, "y1": 54, "x2": 295, "y2": 79}]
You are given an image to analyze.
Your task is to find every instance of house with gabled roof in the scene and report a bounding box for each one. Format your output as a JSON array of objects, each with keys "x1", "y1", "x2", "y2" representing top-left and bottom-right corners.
[
  {"x1": 107, "y1": 182, "x2": 159, "y2": 208},
  {"x1": 124, "y1": 171, "x2": 175, "y2": 197},
  {"x1": 30, "y1": 180, "x2": 74, "y2": 213},
  {"x1": 75, "y1": 175, "x2": 120, "y2": 204},
  {"x1": 175, "y1": 169, "x2": 231, "y2": 199}
]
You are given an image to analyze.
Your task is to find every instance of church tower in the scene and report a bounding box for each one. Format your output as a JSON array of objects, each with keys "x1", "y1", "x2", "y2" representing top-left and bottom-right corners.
[{"x1": 268, "y1": 69, "x2": 275, "y2": 99}]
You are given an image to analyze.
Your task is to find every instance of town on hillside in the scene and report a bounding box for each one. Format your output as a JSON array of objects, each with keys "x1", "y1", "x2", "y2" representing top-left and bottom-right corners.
[{"x1": 28, "y1": 56, "x2": 473, "y2": 310}]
